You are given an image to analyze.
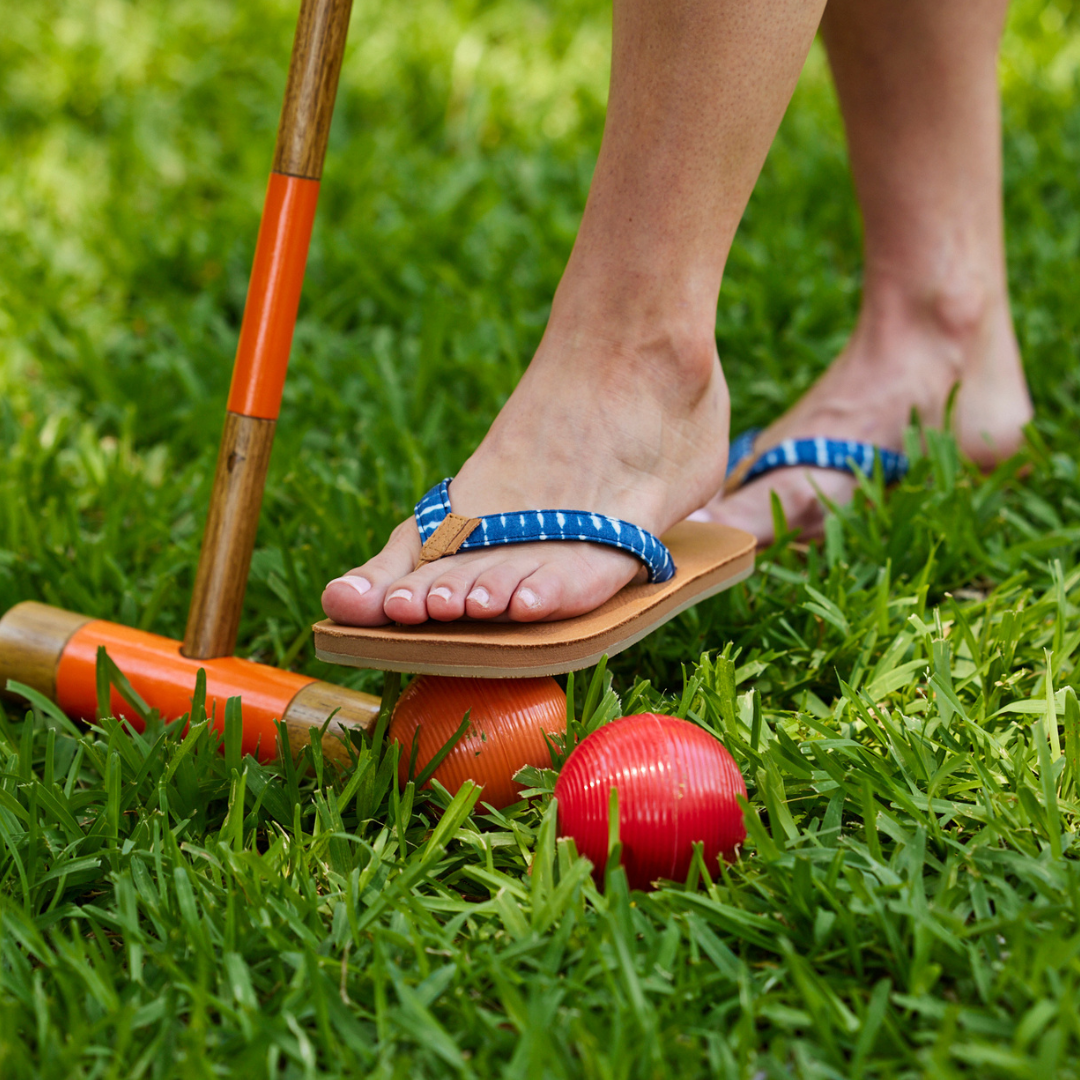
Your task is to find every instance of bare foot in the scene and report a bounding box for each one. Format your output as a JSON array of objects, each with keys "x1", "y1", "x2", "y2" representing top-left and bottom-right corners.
[
  {"x1": 694, "y1": 282, "x2": 1033, "y2": 544},
  {"x1": 320, "y1": 0, "x2": 826, "y2": 625},
  {"x1": 322, "y1": 312, "x2": 730, "y2": 626}
]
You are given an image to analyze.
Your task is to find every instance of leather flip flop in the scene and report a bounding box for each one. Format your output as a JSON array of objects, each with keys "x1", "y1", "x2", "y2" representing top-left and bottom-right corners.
[{"x1": 313, "y1": 478, "x2": 755, "y2": 677}]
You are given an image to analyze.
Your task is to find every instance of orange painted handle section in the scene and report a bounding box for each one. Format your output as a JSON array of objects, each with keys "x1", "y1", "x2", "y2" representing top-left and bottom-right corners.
[
  {"x1": 226, "y1": 172, "x2": 321, "y2": 419},
  {"x1": 56, "y1": 620, "x2": 315, "y2": 761}
]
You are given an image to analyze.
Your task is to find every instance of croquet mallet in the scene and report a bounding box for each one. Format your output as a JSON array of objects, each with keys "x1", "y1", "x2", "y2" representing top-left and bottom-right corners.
[{"x1": 0, "y1": 0, "x2": 379, "y2": 764}]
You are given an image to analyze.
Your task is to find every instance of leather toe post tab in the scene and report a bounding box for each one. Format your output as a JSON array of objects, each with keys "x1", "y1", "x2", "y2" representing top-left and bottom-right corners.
[
  {"x1": 414, "y1": 513, "x2": 482, "y2": 570},
  {"x1": 722, "y1": 432, "x2": 761, "y2": 495}
]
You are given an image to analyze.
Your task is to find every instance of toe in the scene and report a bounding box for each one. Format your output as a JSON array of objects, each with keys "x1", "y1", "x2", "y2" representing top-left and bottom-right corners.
[
  {"x1": 509, "y1": 543, "x2": 640, "y2": 622},
  {"x1": 382, "y1": 558, "x2": 473, "y2": 624},
  {"x1": 321, "y1": 519, "x2": 420, "y2": 626},
  {"x1": 322, "y1": 571, "x2": 392, "y2": 625},
  {"x1": 381, "y1": 574, "x2": 433, "y2": 625},
  {"x1": 465, "y1": 559, "x2": 539, "y2": 619},
  {"x1": 508, "y1": 572, "x2": 559, "y2": 622},
  {"x1": 705, "y1": 468, "x2": 857, "y2": 544},
  {"x1": 424, "y1": 564, "x2": 482, "y2": 621}
]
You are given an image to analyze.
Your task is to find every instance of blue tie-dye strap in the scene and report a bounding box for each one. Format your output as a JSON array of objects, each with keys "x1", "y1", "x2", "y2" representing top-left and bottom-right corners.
[
  {"x1": 726, "y1": 428, "x2": 908, "y2": 486},
  {"x1": 413, "y1": 478, "x2": 676, "y2": 583}
]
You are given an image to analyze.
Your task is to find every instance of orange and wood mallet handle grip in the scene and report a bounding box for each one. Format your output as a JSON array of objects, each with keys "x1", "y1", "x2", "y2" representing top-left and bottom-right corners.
[{"x1": 183, "y1": 0, "x2": 353, "y2": 661}]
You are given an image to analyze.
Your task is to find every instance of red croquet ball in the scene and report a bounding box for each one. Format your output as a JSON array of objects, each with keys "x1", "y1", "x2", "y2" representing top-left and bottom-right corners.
[
  {"x1": 389, "y1": 675, "x2": 566, "y2": 810},
  {"x1": 554, "y1": 713, "x2": 747, "y2": 890}
]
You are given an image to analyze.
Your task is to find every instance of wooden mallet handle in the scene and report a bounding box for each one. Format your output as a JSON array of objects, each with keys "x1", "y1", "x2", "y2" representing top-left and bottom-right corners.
[{"x1": 183, "y1": 0, "x2": 353, "y2": 660}]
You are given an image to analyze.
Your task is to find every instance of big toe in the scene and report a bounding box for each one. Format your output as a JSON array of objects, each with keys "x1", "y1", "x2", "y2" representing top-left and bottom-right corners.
[{"x1": 321, "y1": 520, "x2": 421, "y2": 626}]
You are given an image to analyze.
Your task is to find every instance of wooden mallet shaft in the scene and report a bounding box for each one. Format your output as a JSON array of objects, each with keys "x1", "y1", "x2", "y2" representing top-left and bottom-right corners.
[{"x1": 183, "y1": 0, "x2": 354, "y2": 661}]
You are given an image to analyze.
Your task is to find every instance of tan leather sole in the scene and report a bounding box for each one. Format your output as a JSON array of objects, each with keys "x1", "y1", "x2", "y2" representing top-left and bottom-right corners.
[{"x1": 312, "y1": 521, "x2": 755, "y2": 677}]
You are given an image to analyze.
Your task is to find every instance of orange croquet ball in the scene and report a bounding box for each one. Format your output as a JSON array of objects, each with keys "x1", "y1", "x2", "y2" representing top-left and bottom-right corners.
[{"x1": 389, "y1": 675, "x2": 566, "y2": 810}]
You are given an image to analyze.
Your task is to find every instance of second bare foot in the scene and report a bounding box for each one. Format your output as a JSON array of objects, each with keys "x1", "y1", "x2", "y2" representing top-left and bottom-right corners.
[{"x1": 694, "y1": 282, "x2": 1032, "y2": 544}]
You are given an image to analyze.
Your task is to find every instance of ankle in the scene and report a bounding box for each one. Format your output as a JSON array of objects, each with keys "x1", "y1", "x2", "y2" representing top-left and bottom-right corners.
[
  {"x1": 862, "y1": 266, "x2": 1004, "y2": 344},
  {"x1": 548, "y1": 324, "x2": 720, "y2": 411},
  {"x1": 927, "y1": 281, "x2": 996, "y2": 342},
  {"x1": 855, "y1": 272, "x2": 1010, "y2": 389},
  {"x1": 542, "y1": 301, "x2": 721, "y2": 404}
]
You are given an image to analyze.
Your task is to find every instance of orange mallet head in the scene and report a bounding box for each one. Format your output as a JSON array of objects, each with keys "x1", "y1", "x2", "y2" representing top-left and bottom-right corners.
[{"x1": 0, "y1": 602, "x2": 377, "y2": 765}]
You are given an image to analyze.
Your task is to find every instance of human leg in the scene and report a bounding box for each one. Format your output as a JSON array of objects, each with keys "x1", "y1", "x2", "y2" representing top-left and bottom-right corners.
[
  {"x1": 324, "y1": 0, "x2": 826, "y2": 626},
  {"x1": 698, "y1": 0, "x2": 1032, "y2": 541}
]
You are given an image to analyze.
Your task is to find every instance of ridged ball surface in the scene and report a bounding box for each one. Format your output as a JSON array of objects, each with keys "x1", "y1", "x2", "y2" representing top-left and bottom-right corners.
[
  {"x1": 389, "y1": 675, "x2": 566, "y2": 810},
  {"x1": 554, "y1": 713, "x2": 747, "y2": 891}
]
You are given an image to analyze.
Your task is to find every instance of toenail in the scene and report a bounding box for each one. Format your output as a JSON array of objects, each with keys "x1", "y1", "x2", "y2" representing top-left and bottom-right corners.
[
  {"x1": 518, "y1": 587, "x2": 542, "y2": 610},
  {"x1": 328, "y1": 575, "x2": 371, "y2": 596},
  {"x1": 467, "y1": 587, "x2": 491, "y2": 608},
  {"x1": 387, "y1": 589, "x2": 412, "y2": 603},
  {"x1": 430, "y1": 586, "x2": 452, "y2": 601},
  {"x1": 686, "y1": 509, "x2": 711, "y2": 523}
]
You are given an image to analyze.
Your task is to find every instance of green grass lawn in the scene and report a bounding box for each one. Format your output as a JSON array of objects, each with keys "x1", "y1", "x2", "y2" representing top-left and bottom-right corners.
[{"x1": 4, "y1": 0, "x2": 1080, "y2": 1075}]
